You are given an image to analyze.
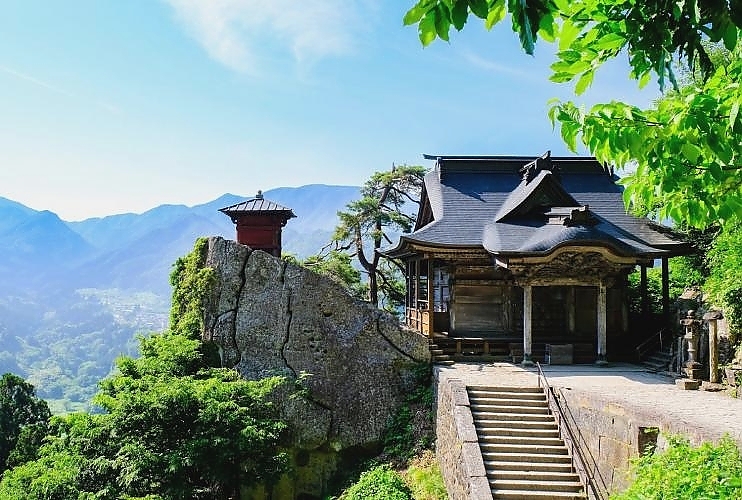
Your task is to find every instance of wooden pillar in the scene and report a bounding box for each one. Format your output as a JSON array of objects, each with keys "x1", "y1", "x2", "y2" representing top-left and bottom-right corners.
[
  {"x1": 566, "y1": 287, "x2": 576, "y2": 335},
  {"x1": 661, "y1": 258, "x2": 670, "y2": 326},
  {"x1": 427, "y1": 259, "x2": 434, "y2": 336},
  {"x1": 597, "y1": 283, "x2": 608, "y2": 365},
  {"x1": 621, "y1": 287, "x2": 629, "y2": 334},
  {"x1": 640, "y1": 265, "x2": 649, "y2": 318},
  {"x1": 522, "y1": 285, "x2": 534, "y2": 366}
]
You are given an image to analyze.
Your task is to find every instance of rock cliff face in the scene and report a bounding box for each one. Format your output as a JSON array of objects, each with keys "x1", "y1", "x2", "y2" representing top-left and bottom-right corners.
[{"x1": 200, "y1": 237, "x2": 430, "y2": 497}]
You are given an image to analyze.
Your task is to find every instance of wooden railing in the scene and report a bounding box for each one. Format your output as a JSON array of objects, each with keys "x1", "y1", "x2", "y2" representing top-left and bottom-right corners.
[{"x1": 536, "y1": 362, "x2": 609, "y2": 500}]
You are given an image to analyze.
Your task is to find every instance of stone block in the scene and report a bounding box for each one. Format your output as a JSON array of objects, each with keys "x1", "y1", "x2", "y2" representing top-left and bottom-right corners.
[
  {"x1": 599, "y1": 436, "x2": 631, "y2": 471},
  {"x1": 468, "y1": 476, "x2": 492, "y2": 500},
  {"x1": 454, "y1": 406, "x2": 478, "y2": 443},
  {"x1": 675, "y1": 378, "x2": 700, "y2": 390},
  {"x1": 461, "y1": 441, "x2": 487, "y2": 477},
  {"x1": 450, "y1": 380, "x2": 471, "y2": 407}
]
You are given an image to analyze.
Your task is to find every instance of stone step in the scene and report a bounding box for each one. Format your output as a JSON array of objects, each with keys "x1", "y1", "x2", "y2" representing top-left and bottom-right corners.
[
  {"x1": 476, "y1": 419, "x2": 558, "y2": 430},
  {"x1": 470, "y1": 396, "x2": 548, "y2": 408},
  {"x1": 471, "y1": 403, "x2": 551, "y2": 415},
  {"x1": 469, "y1": 389, "x2": 547, "y2": 401},
  {"x1": 476, "y1": 426, "x2": 560, "y2": 438},
  {"x1": 480, "y1": 443, "x2": 569, "y2": 455},
  {"x1": 490, "y1": 488, "x2": 586, "y2": 499},
  {"x1": 485, "y1": 460, "x2": 575, "y2": 473},
  {"x1": 433, "y1": 359, "x2": 455, "y2": 366},
  {"x1": 482, "y1": 452, "x2": 573, "y2": 464},
  {"x1": 471, "y1": 411, "x2": 555, "y2": 422},
  {"x1": 470, "y1": 385, "x2": 544, "y2": 394},
  {"x1": 491, "y1": 470, "x2": 581, "y2": 483},
  {"x1": 492, "y1": 478, "x2": 585, "y2": 493},
  {"x1": 477, "y1": 434, "x2": 566, "y2": 447}
]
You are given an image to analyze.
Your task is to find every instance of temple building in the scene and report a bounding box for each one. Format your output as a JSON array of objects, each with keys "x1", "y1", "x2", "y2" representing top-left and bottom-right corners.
[
  {"x1": 383, "y1": 153, "x2": 691, "y2": 364},
  {"x1": 219, "y1": 191, "x2": 296, "y2": 258}
]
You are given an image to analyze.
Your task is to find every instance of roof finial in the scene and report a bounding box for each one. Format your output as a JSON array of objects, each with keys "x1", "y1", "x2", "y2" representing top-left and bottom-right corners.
[{"x1": 256, "y1": 190, "x2": 263, "y2": 200}]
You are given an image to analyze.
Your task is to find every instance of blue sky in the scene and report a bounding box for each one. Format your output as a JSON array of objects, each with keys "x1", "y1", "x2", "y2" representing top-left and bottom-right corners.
[{"x1": 0, "y1": 1, "x2": 659, "y2": 221}]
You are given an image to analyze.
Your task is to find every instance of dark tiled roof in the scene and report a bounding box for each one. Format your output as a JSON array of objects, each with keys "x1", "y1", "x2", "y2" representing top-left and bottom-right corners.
[
  {"x1": 219, "y1": 196, "x2": 296, "y2": 218},
  {"x1": 385, "y1": 155, "x2": 689, "y2": 258}
]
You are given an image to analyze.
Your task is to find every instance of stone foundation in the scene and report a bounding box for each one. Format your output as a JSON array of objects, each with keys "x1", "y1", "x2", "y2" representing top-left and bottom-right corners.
[{"x1": 553, "y1": 386, "x2": 734, "y2": 493}]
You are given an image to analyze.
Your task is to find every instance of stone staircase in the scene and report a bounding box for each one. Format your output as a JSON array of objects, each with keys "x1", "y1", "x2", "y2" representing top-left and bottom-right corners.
[
  {"x1": 429, "y1": 341, "x2": 455, "y2": 365},
  {"x1": 639, "y1": 345, "x2": 674, "y2": 373},
  {"x1": 468, "y1": 386, "x2": 586, "y2": 499}
]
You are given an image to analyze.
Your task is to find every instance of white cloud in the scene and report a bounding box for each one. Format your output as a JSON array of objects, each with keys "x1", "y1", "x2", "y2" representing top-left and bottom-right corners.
[
  {"x1": 461, "y1": 52, "x2": 538, "y2": 81},
  {"x1": 164, "y1": 0, "x2": 373, "y2": 74}
]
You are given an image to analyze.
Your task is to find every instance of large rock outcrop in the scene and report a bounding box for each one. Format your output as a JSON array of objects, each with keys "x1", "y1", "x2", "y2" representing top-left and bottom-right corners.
[{"x1": 200, "y1": 237, "x2": 430, "y2": 497}]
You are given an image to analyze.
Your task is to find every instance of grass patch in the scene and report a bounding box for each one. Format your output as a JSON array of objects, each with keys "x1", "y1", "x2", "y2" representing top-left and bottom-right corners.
[{"x1": 402, "y1": 450, "x2": 447, "y2": 500}]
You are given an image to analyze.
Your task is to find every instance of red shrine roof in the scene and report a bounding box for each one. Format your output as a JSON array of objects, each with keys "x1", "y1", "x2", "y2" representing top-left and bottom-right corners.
[{"x1": 219, "y1": 191, "x2": 296, "y2": 219}]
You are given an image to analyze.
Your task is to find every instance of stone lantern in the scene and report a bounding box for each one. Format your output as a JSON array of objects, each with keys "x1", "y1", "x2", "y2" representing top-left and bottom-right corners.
[{"x1": 680, "y1": 310, "x2": 703, "y2": 380}]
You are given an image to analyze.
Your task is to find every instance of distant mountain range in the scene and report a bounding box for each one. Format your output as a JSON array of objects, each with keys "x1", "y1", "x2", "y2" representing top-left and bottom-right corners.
[
  {"x1": 0, "y1": 184, "x2": 360, "y2": 296},
  {"x1": 0, "y1": 184, "x2": 359, "y2": 408}
]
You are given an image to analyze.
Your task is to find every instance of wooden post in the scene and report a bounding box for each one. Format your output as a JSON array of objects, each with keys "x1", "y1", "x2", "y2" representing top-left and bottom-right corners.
[
  {"x1": 522, "y1": 285, "x2": 534, "y2": 366},
  {"x1": 427, "y1": 260, "x2": 434, "y2": 336},
  {"x1": 621, "y1": 287, "x2": 629, "y2": 334},
  {"x1": 566, "y1": 286, "x2": 576, "y2": 335},
  {"x1": 597, "y1": 283, "x2": 608, "y2": 365},
  {"x1": 662, "y1": 257, "x2": 670, "y2": 325}
]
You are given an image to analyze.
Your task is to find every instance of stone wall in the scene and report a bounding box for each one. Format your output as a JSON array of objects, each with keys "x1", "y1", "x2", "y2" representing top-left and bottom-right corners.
[
  {"x1": 554, "y1": 385, "x2": 735, "y2": 495},
  {"x1": 434, "y1": 376, "x2": 490, "y2": 500}
]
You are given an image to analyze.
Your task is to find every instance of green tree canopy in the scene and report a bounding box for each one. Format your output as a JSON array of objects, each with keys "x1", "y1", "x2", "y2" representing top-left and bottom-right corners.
[
  {"x1": 0, "y1": 373, "x2": 51, "y2": 476},
  {"x1": 0, "y1": 334, "x2": 288, "y2": 500},
  {"x1": 329, "y1": 164, "x2": 426, "y2": 309},
  {"x1": 405, "y1": 0, "x2": 742, "y2": 229}
]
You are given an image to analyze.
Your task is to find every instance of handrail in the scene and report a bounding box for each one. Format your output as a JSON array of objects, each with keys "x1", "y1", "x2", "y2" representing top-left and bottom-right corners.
[
  {"x1": 536, "y1": 362, "x2": 609, "y2": 500},
  {"x1": 635, "y1": 327, "x2": 668, "y2": 362}
]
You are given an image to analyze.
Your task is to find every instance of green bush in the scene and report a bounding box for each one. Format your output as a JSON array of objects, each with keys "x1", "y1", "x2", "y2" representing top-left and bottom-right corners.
[
  {"x1": 403, "y1": 451, "x2": 448, "y2": 500},
  {"x1": 340, "y1": 465, "x2": 412, "y2": 500},
  {"x1": 611, "y1": 435, "x2": 742, "y2": 500}
]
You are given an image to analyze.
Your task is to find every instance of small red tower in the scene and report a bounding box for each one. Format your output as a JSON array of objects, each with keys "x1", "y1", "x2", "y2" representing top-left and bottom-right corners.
[{"x1": 219, "y1": 191, "x2": 296, "y2": 257}]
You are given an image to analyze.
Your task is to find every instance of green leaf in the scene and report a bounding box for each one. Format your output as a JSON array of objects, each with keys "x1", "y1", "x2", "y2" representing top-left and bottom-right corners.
[
  {"x1": 451, "y1": 0, "x2": 468, "y2": 30},
  {"x1": 485, "y1": 0, "x2": 506, "y2": 29},
  {"x1": 468, "y1": 0, "x2": 489, "y2": 19},
  {"x1": 638, "y1": 70, "x2": 652, "y2": 88},
  {"x1": 723, "y1": 23, "x2": 738, "y2": 51},
  {"x1": 538, "y1": 13, "x2": 556, "y2": 42},
  {"x1": 574, "y1": 70, "x2": 594, "y2": 95},
  {"x1": 709, "y1": 162, "x2": 724, "y2": 181},
  {"x1": 558, "y1": 19, "x2": 581, "y2": 51},
  {"x1": 594, "y1": 32, "x2": 626, "y2": 52},
  {"x1": 434, "y1": 4, "x2": 451, "y2": 41},
  {"x1": 730, "y1": 100, "x2": 740, "y2": 130},
  {"x1": 419, "y1": 11, "x2": 438, "y2": 46},
  {"x1": 681, "y1": 142, "x2": 702, "y2": 163},
  {"x1": 403, "y1": 4, "x2": 428, "y2": 26}
]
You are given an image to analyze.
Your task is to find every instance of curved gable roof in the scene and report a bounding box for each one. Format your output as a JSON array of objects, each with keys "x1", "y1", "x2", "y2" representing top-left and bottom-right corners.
[{"x1": 383, "y1": 155, "x2": 690, "y2": 259}]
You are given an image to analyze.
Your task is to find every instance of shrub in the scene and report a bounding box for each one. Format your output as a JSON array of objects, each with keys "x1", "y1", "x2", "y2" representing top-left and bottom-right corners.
[
  {"x1": 611, "y1": 435, "x2": 742, "y2": 500},
  {"x1": 339, "y1": 465, "x2": 412, "y2": 500},
  {"x1": 403, "y1": 450, "x2": 448, "y2": 500}
]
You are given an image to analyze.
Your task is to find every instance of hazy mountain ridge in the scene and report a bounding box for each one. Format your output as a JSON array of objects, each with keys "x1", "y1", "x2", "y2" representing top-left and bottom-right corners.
[{"x1": 0, "y1": 184, "x2": 359, "y2": 408}]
